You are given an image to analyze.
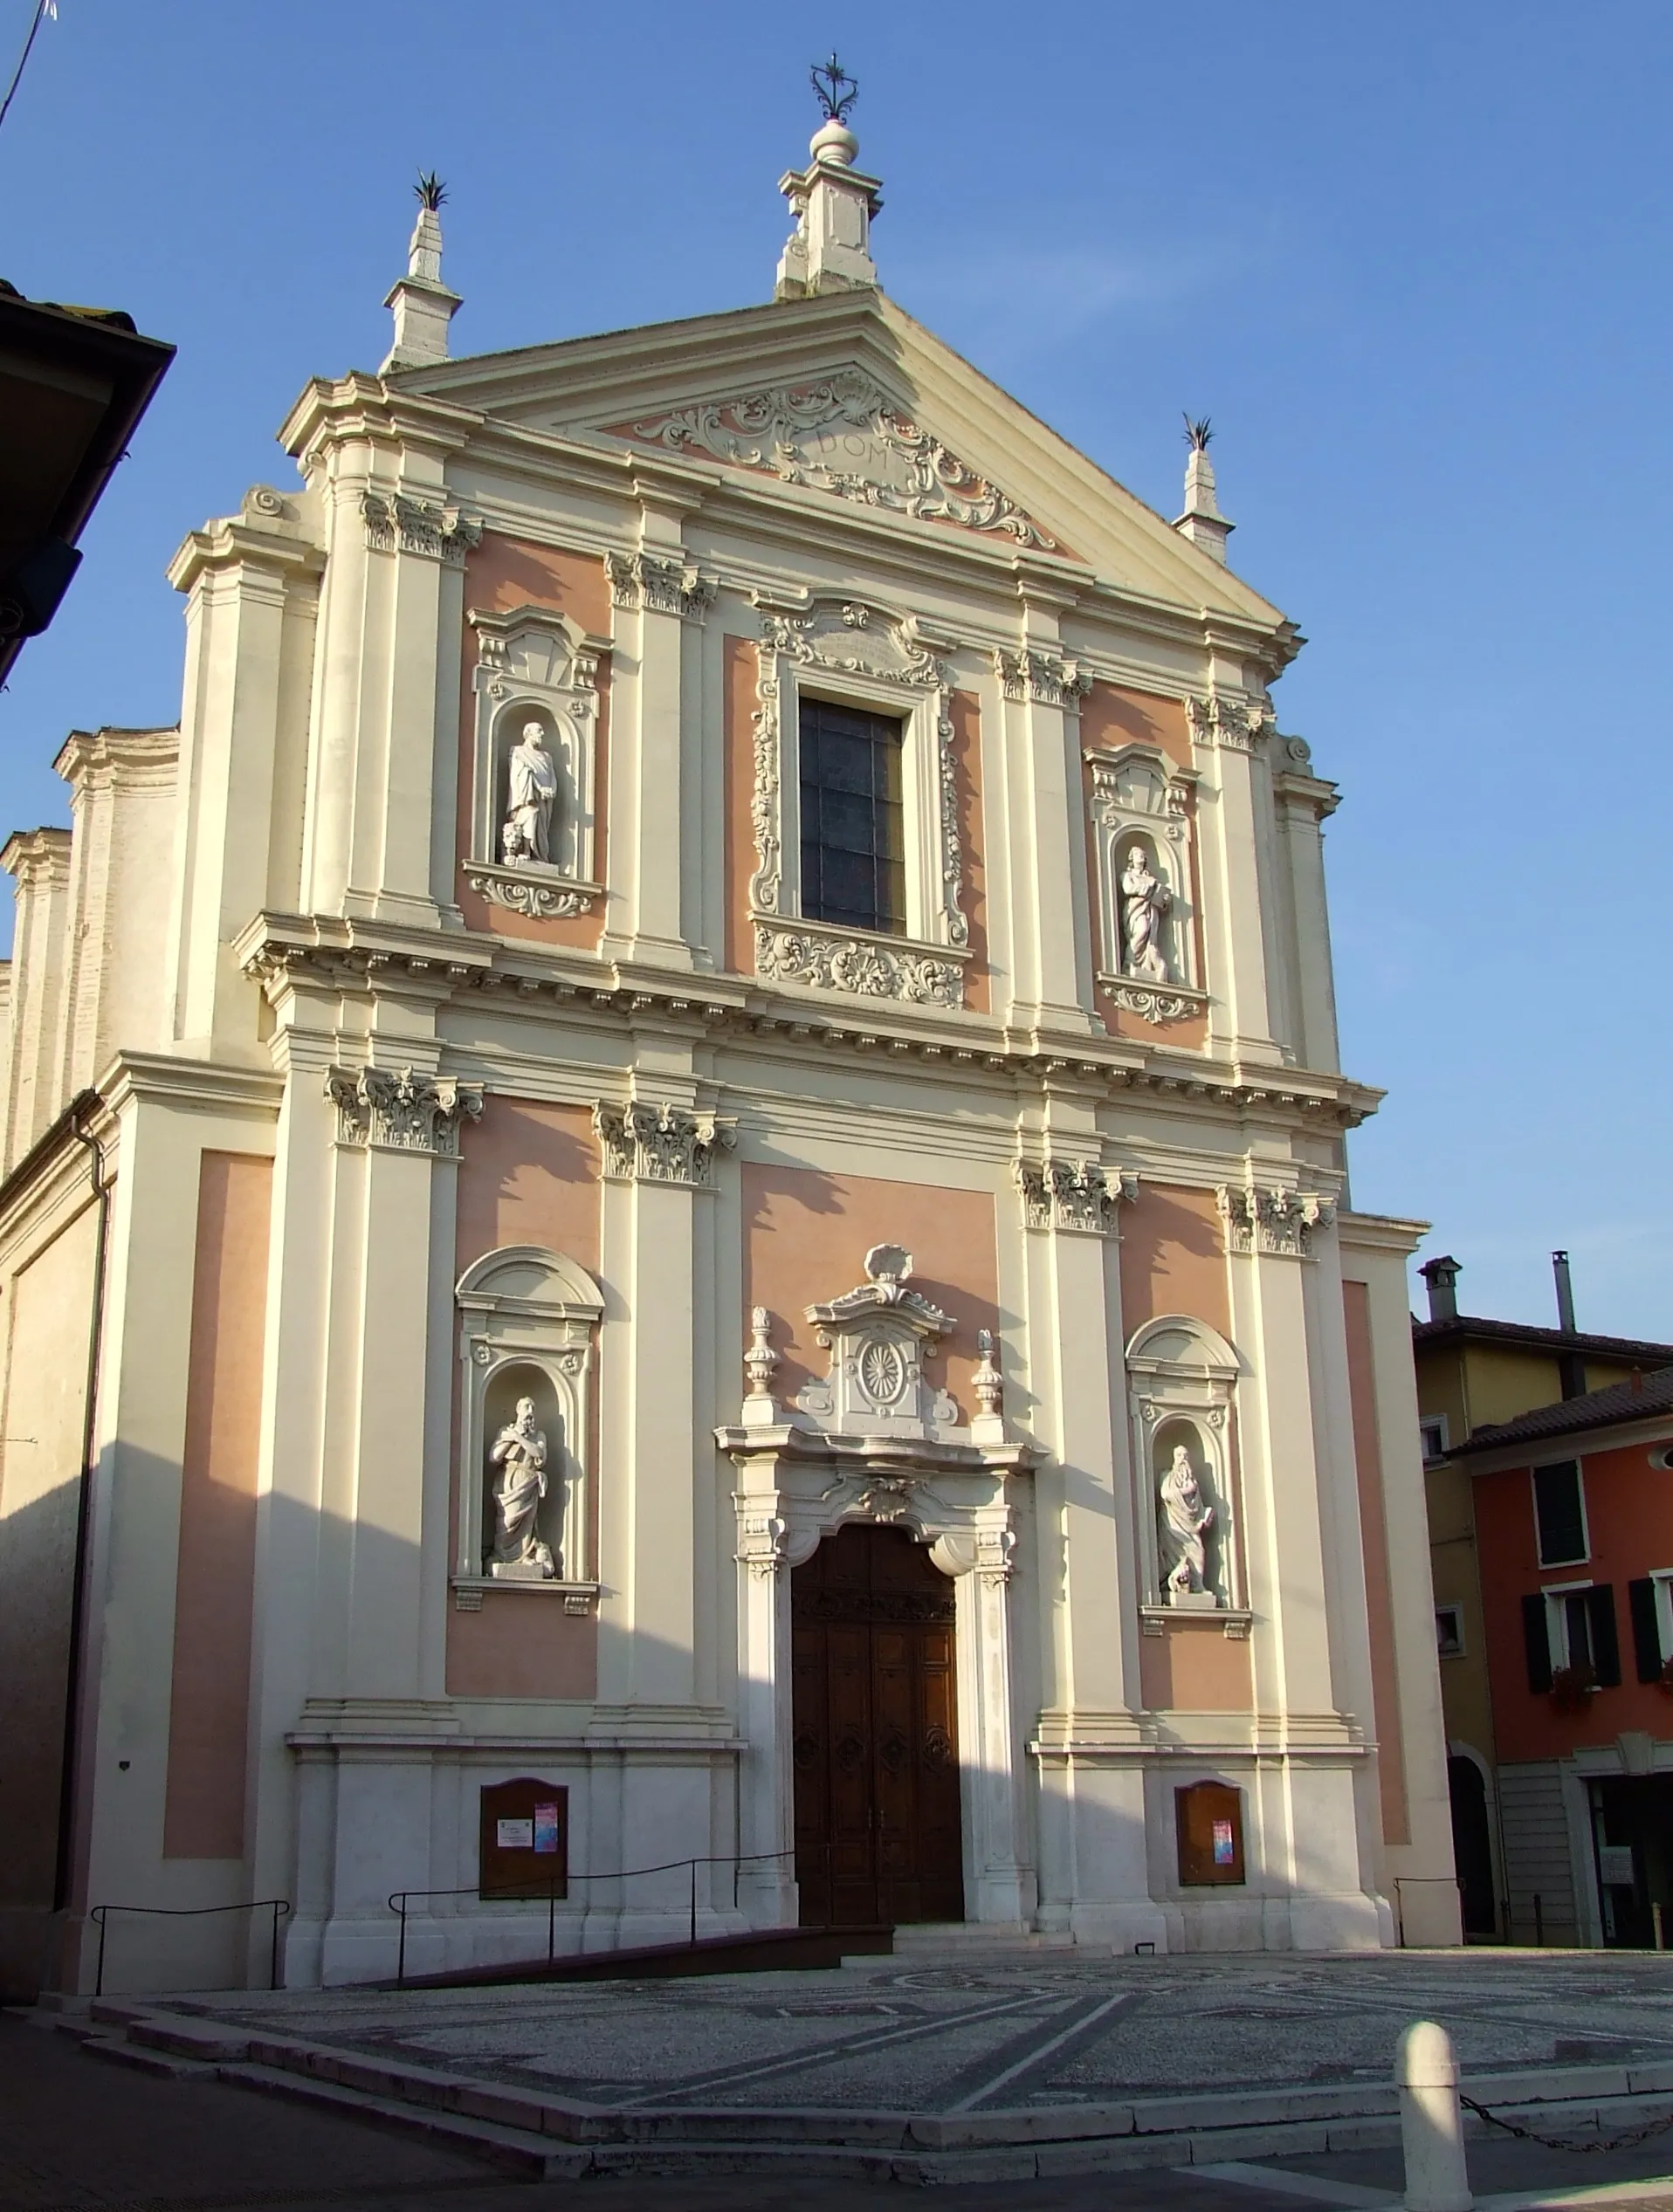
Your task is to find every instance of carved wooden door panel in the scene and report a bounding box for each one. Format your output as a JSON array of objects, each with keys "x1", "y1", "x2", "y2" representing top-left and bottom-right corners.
[{"x1": 791, "y1": 1522, "x2": 965, "y2": 1927}]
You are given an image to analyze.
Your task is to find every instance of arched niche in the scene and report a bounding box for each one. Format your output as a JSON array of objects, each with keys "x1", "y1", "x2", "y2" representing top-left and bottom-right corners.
[
  {"x1": 1085, "y1": 742, "x2": 1199, "y2": 995},
  {"x1": 1126, "y1": 1313, "x2": 1241, "y2": 1610},
  {"x1": 465, "y1": 605, "x2": 605, "y2": 918},
  {"x1": 455, "y1": 1245, "x2": 604, "y2": 1603}
]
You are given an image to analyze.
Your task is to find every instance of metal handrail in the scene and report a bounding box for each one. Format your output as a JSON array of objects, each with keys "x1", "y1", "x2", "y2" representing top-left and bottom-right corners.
[
  {"x1": 387, "y1": 1849, "x2": 794, "y2": 1985},
  {"x1": 88, "y1": 1898, "x2": 292, "y2": 1996}
]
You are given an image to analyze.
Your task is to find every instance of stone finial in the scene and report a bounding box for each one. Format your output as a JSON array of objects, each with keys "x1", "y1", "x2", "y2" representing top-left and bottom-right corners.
[
  {"x1": 742, "y1": 1306, "x2": 781, "y2": 1427},
  {"x1": 382, "y1": 171, "x2": 462, "y2": 373},
  {"x1": 1173, "y1": 416, "x2": 1234, "y2": 566},
  {"x1": 775, "y1": 56, "x2": 882, "y2": 300}
]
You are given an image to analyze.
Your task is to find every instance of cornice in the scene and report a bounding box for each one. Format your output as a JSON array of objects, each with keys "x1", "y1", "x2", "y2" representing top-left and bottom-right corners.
[
  {"x1": 167, "y1": 513, "x2": 327, "y2": 595},
  {"x1": 1337, "y1": 1208, "x2": 1430, "y2": 1257},
  {"x1": 54, "y1": 724, "x2": 180, "y2": 795},
  {"x1": 100, "y1": 1051, "x2": 285, "y2": 1119},
  {"x1": 1, "y1": 826, "x2": 72, "y2": 885},
  {"x1": 235, "y1": 910, "x2": 1380, "y2": 1135}
]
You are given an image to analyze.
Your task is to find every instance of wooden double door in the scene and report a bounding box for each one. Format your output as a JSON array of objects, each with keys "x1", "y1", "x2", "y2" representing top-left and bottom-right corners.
[{"x1": 791, "y1": 1522, "x2": 965, "y2": 1927}]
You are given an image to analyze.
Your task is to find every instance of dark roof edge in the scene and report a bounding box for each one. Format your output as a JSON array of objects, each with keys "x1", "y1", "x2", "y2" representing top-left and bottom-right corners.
[
  {"x1": 1453, "y1": 1367, "x2": 1673, "y2": 1456},
  {"x1": 1412, "y1": 1313, "x2": 1673, "y2": 1363},
  {"x1": 0, "y1": 1088, "x2": 103, "y2": 1219}
]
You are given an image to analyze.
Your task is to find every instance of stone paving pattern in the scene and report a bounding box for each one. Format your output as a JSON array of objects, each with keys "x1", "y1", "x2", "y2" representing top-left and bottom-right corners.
[
  {"x1": 9, "y1": 1999, "x2": 1673, "y2": 2212},
  {"x1": 172, "y1": 1948, "x2": 1673, "y2": 2117}
]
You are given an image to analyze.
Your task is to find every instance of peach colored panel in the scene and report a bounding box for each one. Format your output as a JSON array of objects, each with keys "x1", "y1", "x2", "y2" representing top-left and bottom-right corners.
[
  {"x1": 455, "y1": 1099, "x2": 601, "y2": 1277},
  {"x1": 1082, "y1": 683, "x2": 1207, "y2": 1048},
  {"x1": 743, "y1": 1164, "x2": 997, "y2": 1419},
  {"x1": 455, "y1": 534, "x2": 611, "y2": 949},
  {"x1": 1139, "y1": 1619, "x2": 1253, "y2": 1711},
  {"x1": 1343, "y1": 1278, "x2": 1409, "y2": 1846},
  {"x1": 162, "y1": 1154, "x2": 272, "y2": 1859},
  {"x1": 722, "y1": 635, "x2": 758, "y2": 976},
  {"x1": 947, "y1": 689, "x2": 989, "y2": 1016},
  {"x1": 448, "y1": 1100, "x2": 601, "y2": 1699},
  {"x1": 1119, "y1": 1185, "x2": 1229, "y2": 1338}
]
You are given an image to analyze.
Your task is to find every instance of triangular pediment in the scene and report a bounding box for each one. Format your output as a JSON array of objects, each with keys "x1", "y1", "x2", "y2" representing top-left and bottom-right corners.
[{"x1": 395, "y1": 291, "x2": 1287, "y2": 626}]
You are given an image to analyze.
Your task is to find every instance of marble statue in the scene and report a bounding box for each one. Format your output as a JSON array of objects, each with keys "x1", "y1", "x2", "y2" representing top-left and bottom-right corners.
[
  {"x1": 1159, "y1": 1440, "x2": 1215, "y2": 1602},
  {"x1": 501, "y1": 721, "x2": 560, "y2": 866},
  {"x1": 1119, "y1": 844, "x2": 1173, "y2": 981},
  {"x1": 489, "y1": 1396, "x2": 555, "y2": 1578}
]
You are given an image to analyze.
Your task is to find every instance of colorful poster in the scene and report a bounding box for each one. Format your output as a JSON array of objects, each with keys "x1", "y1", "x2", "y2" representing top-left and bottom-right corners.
[
  {"x1": 496, "y1": 1817, "x2": 534, "y2": 1850},
  {"x1": 1212, "y1": 1818, "x2": 1236, "y2": 1865},
  {"x1": 534, "y1": 1802, "x2": 561, "y2": 1855}
]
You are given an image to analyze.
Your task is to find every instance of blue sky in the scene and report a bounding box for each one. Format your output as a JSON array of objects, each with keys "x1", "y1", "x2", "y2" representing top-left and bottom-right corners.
[{"x1": 1, "y1": 1, "x2": 1667, "y2": 1337}]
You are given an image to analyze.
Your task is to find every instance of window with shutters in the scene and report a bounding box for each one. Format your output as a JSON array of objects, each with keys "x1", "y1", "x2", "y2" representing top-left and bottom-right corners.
[
  {"x1": 1629, "y1": 1570, "x2": 1673, "y2": 1681},
  {"x1": 1529, "y1": 1579, "x2": 1620, "y2": 1690},
  {"x1": 1532, "y1": 1459, "x2": 1588, "y2": 1567}
]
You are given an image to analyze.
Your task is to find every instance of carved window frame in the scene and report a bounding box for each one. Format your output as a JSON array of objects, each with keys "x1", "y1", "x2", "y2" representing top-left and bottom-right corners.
[
  {"x1": 1126, "y1": 1312, "x2": 1245, "y2": 1618},
  {"x1": 453, "y1": 1245, "x2": 605, "y2": 1608},
  {"x1": 749, "y1": 593, "x2": 972, "y2": 1007},
  {"x1": 1085, "y1": 742, "x2": 1207, "y2": 1023},
  {"x1": 465, "y1": 605, "x2": 609, "y2": 920}
]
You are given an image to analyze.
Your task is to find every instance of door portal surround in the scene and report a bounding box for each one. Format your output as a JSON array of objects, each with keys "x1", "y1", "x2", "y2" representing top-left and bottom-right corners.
[{"x1": 718, "y1": 1420, "x2": 1037, "y2": 1929}]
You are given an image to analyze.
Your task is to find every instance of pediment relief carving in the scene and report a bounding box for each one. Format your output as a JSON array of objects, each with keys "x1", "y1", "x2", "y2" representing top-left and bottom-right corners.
[
  {"x1": 605, "y1": 370, "x2": 1057, "y2": 551},
  {"x1": 795, "y1": 1243, "x2": 960, "y2": 1439}
]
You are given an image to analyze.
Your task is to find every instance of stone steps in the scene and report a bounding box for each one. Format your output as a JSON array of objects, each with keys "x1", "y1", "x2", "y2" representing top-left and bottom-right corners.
[{"x1": 53, "y1": 2003, "x2": 1673, "y2": 2185}]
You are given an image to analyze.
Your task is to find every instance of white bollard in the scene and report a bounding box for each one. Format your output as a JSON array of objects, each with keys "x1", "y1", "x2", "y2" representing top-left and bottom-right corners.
[{"x1": 1396, "y1": 2019, "x2": 1473, "y2": 2212}]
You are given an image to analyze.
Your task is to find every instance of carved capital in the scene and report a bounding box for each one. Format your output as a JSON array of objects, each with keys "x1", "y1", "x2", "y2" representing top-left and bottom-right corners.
[
  {"x1": 593, "y1": 1099, "x2": 735, "y2": 1187},
  {"x1": 735, "y1": 1507, "x2": 788, "y2": 1577},
  {"x1": 1016, "y1": 1157, "x2": 1137, "y2": 1234},
  {"x1": 1216, "y1": 1182, "x2": 1335, "y2": 1258},
  {"x1": 754, "y1": 919, "x2": 965, "y2": 1008},
  {"x1": 995, "y1": 647, "x2": 1092, "y2": 708},
  {"x1": 606, "y1": 549, "x2": 717, "y2": 622},
  {"x1": 361, "y1": 491, "x2": 482, "y2": 566},
  {"x1": 1186, "y1": 690, "x2": 1273, "y2": 754},
  {"x1": 327, "y1": 1065, "x2": 484, "y2": 1157}
]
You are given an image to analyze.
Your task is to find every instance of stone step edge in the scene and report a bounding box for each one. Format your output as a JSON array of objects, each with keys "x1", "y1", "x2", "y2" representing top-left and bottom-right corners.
[{"x1": 126, "y1": 2013, "x2": 1673, "y2": 2153}]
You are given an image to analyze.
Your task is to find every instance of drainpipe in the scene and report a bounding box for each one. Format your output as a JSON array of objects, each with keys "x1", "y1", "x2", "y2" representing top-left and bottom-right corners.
[{"x1": 52, "y1": 1093, "x2": 114, "y2": 1920}]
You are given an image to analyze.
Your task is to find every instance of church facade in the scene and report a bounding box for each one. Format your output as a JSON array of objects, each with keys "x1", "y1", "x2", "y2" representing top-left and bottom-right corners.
[{"x1": 0, "y1": 103, "x2": 1457, "y2": 1997}]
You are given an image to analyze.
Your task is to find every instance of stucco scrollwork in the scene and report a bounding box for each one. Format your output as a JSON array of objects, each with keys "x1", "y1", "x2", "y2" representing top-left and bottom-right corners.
[
  {"x1": 327, "y1": 1065, "x2": 483, "y2": 1158},
  {"x1": 1016, "y1": 1157, "x2": 1137, "y2": 1235},
  {"x1": 1216, "y1": 1181, "x2": 1336, "y2": 1259},
  {"x1": 593, "y1": 1099, "x2": 735, "y2": 1187},
  {"x1": 796, "y1": 1244, "x2": 960, "y2": 1439},
  {"x1": 613, "y1": 371, "x2": 1056, "y2": 550},
  {"x1": 754, "y1": 921, "x2": 965, "y2": 1008}
]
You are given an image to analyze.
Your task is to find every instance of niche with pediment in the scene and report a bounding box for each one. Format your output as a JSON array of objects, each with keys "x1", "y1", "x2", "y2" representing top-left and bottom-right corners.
[
  {"x1": 454, "y1": 1246, "x2": 604, "y2": 1605},
  {"x1": 1126, "y1": 1313, "x2": 1241, "y2": 1611},
  {"x1": 465, "y1": 605, "x2": 608, "y2": 921},
  {"x1": 1086, "y1": 744, "x2": 1203, "y2": 1020}
]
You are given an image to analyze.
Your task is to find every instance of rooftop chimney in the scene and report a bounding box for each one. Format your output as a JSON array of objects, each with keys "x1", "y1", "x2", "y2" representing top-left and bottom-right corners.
[
  {"x1": 1419, "y1": 1254, "x2": 1461, "y2": 1323},
  {"x1": 1553, "y1": 1250, "x2": 1587, "y2": 1398},
  {"x1": 1552, "y1": 1249, "x2": 1577, "y2": 1333}
]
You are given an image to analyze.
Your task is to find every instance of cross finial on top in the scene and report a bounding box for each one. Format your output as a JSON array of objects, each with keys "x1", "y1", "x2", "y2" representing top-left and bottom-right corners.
[{"x1": 810, "y1": 52, "x2": 857, "y2": 123}]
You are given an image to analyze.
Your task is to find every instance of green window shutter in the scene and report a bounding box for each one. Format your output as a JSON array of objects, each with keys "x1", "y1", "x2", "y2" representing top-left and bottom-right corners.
[
  {"x1": 1522, "y1": 1593, "x2": 1553, "y2": 1693},
  {"x1": 1628, "y1": 1578, "x2": 1663, "y2": 1684},
  {"x1": 1587, "y1": 1584, "x2": 1621, "y2": 1688}
]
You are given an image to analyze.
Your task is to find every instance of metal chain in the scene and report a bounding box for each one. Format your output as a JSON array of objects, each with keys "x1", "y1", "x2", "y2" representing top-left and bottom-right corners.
[{"x1": 1460, "y1": 2092, "x2": 1673, "y2": 2156}]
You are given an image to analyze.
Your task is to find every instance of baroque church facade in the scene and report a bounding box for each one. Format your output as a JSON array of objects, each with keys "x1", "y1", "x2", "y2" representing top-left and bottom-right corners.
[{"x1": 0, "y1": 99, "x2": 1457, "y2": 1996}]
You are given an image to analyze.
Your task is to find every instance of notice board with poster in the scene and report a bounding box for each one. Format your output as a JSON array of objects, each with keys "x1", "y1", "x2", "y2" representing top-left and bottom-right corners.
[
  {"x1": 478, "y1": 1777, "x2": 569, "y2": 1899},
  {"x1": 1174, "y1": 1779, "x2": 1244, "y2": 1886}
]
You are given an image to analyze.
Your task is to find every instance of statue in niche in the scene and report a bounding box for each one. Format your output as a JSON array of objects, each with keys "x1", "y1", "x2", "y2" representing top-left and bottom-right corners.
[
  {"x1": 488, "y1": 1396, "x2": 556, "y2": 1579},
  {"x1": 501, "y1": 721, "x2": 560, "y2": 867},
  {"x1": 1158, "y1": 1440, "x2": 1216, "y2": 1603},
  {"x1": 1119, "y1": 843, "x2": 1173, "y2": 982}
]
